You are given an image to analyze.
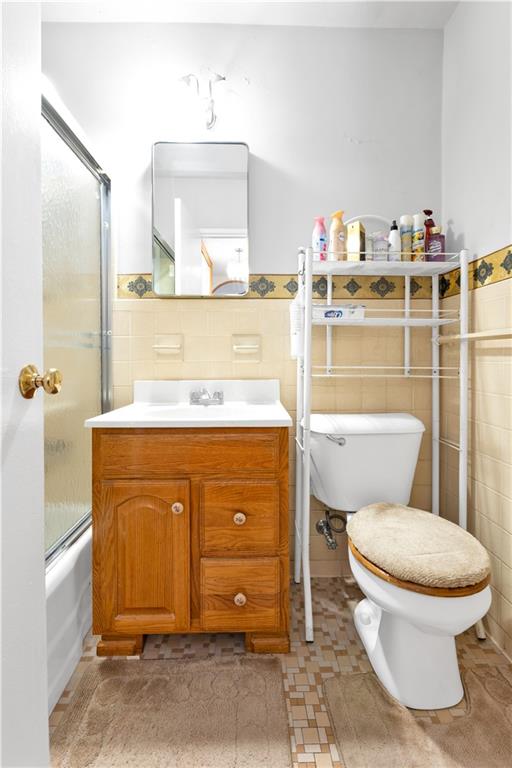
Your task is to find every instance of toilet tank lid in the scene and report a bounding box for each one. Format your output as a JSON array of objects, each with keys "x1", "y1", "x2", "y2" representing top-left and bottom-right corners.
[{"x1": 308, "y1": 413, "x2": 425, "y2": 436}]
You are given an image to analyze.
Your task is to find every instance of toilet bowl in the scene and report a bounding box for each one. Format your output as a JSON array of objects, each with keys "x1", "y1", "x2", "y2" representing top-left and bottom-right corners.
[{"x1": 347, "y1": 505, "x2": 491, "y2": 710}]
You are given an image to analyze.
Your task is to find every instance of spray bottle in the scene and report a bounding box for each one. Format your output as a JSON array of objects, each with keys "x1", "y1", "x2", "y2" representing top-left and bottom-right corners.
[
  {"x1": 388, "y1": 220, "x2": 401, "y2": 261},
  {"x1": 399, "y1": 214, "x2": 413, "y2": 261},
  {"x1": 412, "y1": 212, "x2": 426, "y2": 261},
  {"x1": 312, "y1": 217, "x2": 327, "y2": 261}
]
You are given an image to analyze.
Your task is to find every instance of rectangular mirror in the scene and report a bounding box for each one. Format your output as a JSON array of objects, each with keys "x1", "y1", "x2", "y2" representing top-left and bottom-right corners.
[{"x1": 152, "y1": 142, "x2": 249, "y2": 297}]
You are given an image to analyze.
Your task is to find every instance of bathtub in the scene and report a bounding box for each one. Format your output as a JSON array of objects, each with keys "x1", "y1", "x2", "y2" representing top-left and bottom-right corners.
[{"x1": 46, "y1": 527, "x2": 92, "y2": 713}]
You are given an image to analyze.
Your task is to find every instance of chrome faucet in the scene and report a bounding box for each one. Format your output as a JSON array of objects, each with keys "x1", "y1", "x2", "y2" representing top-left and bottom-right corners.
[{"x1": 189, "y1": 387, "x2": 224, "y2": 406}]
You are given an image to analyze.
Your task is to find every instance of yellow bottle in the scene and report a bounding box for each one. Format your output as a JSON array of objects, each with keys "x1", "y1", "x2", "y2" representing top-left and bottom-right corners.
[{"x1": 328, "y1": 210, "x2": 346, "y2": 260}]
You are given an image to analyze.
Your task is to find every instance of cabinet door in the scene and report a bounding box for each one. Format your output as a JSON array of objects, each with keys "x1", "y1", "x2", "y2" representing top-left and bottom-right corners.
[{"x1": 93, "y1": 480, "x2": 190, "y2": 634}]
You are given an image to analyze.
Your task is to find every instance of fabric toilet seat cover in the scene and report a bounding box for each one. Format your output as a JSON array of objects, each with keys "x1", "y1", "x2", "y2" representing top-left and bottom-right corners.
[{"x1": 347, "y1": 503, "x2": 491, "y2": 589}]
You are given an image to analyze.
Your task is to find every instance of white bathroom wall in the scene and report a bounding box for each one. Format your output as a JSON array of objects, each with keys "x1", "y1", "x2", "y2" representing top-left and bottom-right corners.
[
  {"x1": 440, "y1": 0, "x2": 512, "y2": 659},
  {"x1": 42, "y1": 22, "x2": 443, "y2": 275},
  {"x1": 442, "y1": 0, "x2": 512, "y2": 257}
]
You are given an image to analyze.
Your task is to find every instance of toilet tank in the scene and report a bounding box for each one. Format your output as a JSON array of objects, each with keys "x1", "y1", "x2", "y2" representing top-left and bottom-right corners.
[{"x1": 308, "y1": 413, "x2": 425, "y2": 512}]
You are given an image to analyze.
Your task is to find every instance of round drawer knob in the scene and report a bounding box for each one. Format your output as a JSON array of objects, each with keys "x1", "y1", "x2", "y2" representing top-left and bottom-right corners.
[
  {"x1": 233, "y1": 592, "x2": 247, "y2": 607},
  {"x1": 233, "y1": 512, "x2": 247, "y2": 526},
  {"x1": 171, "y1": 502, "x2": 184, "y2": 515}
]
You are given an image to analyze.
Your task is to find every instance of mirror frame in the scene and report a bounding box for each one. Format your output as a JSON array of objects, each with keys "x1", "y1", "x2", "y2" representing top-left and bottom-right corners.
[{"x1": 151, "y1": 141, "x2": 250, "y2": 298}]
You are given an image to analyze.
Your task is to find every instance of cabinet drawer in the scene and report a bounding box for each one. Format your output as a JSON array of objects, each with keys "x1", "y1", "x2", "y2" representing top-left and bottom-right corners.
[
  {"x1": 95, "y1": 430, "x2": 280, "y2": 477},
  {"x1": 200, "y1": 558, "x2": 280, "y2": 632},
  {"x1": 200, "y1": 479, "x2": 279, "y2": 556}
]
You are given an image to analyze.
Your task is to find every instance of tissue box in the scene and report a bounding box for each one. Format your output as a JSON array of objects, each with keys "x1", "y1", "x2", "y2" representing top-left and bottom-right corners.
[
  {"x1": 312, "y1": 304, "x2": 365, "y2": 321},
  {"x1": 347, "y1": 221, "x2": 366, "y2": 261}
]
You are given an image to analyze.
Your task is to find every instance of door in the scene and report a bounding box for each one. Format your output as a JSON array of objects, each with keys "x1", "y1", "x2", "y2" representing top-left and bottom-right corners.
[
  {"x1": 93, "y1": 481, "x2": 190, "y2": 634},
  {"x1": 41, "y1": 100, "x2": 111, "y2": 561},
  {"x1": 0, "y1": 4, "x2": 49, "y2": 766}
]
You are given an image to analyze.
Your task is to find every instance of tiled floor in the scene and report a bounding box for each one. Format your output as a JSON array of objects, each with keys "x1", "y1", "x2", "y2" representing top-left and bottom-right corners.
[{"x1": 50, "y1": 577, "x2": 511, "y2": 768}]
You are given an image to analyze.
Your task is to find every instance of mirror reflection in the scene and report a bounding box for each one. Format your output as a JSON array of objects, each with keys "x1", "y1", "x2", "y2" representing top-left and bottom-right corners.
[{"x1": 152, "y1": 142, "x2": 249, "y2": 297}]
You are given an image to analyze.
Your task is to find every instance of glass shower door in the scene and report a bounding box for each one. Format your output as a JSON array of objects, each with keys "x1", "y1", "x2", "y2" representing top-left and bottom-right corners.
[{"x1": 41, "y1": 104, "x2": 110, "y2": 558}]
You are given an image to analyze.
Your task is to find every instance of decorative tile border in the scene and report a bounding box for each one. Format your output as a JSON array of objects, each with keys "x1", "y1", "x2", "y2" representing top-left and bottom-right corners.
[
  {"x1": 117, "y1": 273, "x2": 432, "y2": 300},
  {"x1": 117, "y1": 273, "x2": 156, "y2": 299},
  {"x1": 117, "y1": 246, "x2": 511, "y2": 300},
  {"x1": 439, "y1": 245, "x2": 512, "y2": 299}
]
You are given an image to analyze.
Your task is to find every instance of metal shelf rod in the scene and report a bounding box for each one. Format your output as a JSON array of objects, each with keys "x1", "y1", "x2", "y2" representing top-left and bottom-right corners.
[
  {"x1": 312, "y1": 373, "x2": 459, "y2": 379},
  {"x1": 326, "y1": 275, "x2": 333, "y2": 373},
  {"x1": 312, "y1": 364, "x2": 458, "y2": 370},
  {"x1": 436, "y1": 436, "x2": 461, "y2": 452},
  {"x1": 432, "y1": 273, "x2": 440, "y2": 515},
  {"x1": 459, "y1": 250, "x2": 469, "y2": 531},
  {"x1": 302, "y1": 247, "x2": 314, "y2": 641},
  {"x1": 294, "y1": 248, "x2": 306, "y2": 586},
  {"x1": 404, "y1": 275, "x2": 411, "y2": 376}
]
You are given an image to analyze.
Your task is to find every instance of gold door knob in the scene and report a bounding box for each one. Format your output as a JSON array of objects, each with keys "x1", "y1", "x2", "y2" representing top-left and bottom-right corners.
[
  {"x1": 233, "y1": 512, "x2": 247, "y2": 526},
  {"x1": 171, "y1": 502, "x2": 184, "y2": 515},
  {"x1": 19, "y1": 364, "x2": 62, "y2": 399},
  {"x1": 233, "y1": 592, "x2": 247, "y2": 607}
]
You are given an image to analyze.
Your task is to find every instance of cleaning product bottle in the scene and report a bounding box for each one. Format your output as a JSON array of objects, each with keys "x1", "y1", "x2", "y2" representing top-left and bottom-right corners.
[
  {"x1": 372, "y1": 231, "x2": 389, "y2": 261},
  {"x1": 423, "y1": 209, "x2": 436, "y2": 253},
  {"x1": 328, "y1": 210, "x2": 346, "y2": 260},
  {"x1": 388, "y1": 220, "x2": 401, "y2": 261},
  {"x1": 412, "y1": 212, "x2": 426, "y2": 261},
  {"x1": 426, "y1": 227, "x2": 445, "y2": 262},
  {"x1": 399, "y1": 214, "x2": 413, "y2": 261},
  {"x1": 312, "y1": 216, "x2": 327, "y2": 261}
]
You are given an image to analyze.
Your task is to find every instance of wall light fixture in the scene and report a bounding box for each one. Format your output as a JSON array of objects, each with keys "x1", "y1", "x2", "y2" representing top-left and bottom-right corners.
[{"x1": 180, "y1": 71, "x2": 226, "y2": 129}]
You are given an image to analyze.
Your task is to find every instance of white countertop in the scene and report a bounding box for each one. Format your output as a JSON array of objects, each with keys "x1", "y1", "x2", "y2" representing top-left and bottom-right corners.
[{"x1": 85, "y1": 380, "x2": 292, "y2": 429}]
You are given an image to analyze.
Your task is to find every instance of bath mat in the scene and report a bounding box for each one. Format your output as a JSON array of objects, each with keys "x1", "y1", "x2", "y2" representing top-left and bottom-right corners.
[
  {"x1": 51, "y1": 656, "x2": 291, "y2": 768},
  {"x1": 324, "y1": 666, "x2": 512, "y2": 768}
]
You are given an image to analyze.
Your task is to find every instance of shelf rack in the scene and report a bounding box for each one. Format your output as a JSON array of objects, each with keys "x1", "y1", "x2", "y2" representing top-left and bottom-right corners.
[{"x1": 294, "y1": 240, "x2": 469, "y2": 642}]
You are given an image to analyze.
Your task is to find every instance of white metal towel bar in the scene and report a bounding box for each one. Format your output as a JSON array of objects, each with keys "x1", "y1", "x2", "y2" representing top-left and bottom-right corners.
[{"x1": 437, "y1": 328, "x2": 512, "y2": 344}]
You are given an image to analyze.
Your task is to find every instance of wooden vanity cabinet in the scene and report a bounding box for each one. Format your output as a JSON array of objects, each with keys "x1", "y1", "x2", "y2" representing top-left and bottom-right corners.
[{"x1": 92, "y1": 427, "x2": 289, "y2": 656}]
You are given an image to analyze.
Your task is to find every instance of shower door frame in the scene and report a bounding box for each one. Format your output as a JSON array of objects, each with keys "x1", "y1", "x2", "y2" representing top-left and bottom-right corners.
[{"x1": 42, "y1": 95, "x2": 112, "y2": 566}]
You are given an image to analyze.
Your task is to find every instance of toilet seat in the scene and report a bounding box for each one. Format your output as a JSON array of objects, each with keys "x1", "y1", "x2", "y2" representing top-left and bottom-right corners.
[
  {"x1": 347, "y1": 502, "x2": 491, "y2": 590},
  {"x1": 348, "y1": 538, "x2": 491, "y2": 598}
]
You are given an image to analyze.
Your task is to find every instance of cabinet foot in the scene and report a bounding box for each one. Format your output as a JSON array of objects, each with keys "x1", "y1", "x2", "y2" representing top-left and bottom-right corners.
[
  {"x1": 245, "y1": 632, "x2": 290, "y2": 654},
  {"x1": 97, "y1": 634, "x2": 145, "y2": 657}
]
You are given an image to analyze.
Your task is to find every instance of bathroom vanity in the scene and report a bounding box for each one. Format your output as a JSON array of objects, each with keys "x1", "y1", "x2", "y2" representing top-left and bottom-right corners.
[{"x1": 86, "y1": 380, "x2": 291, "y2": 656}]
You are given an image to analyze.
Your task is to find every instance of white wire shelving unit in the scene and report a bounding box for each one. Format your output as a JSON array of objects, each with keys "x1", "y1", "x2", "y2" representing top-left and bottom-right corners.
[{"x1": 294, "y1": 227, "x2": 469, "y2": 642}]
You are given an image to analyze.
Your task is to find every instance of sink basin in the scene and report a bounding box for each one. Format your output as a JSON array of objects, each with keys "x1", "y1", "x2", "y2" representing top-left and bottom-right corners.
[{"x1": 85, "y1": 380, "x2": 292, "y2": 429}]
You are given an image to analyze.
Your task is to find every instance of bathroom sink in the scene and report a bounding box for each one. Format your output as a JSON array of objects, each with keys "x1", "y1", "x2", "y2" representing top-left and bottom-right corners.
[{"x1": 85, "y1": 380, "x2": 292, "y2": 428}]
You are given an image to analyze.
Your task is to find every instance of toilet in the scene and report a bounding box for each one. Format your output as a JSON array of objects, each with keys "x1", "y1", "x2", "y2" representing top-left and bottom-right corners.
[{"x1": 309, "y1": 412, "x2": 492, "y2": 710}]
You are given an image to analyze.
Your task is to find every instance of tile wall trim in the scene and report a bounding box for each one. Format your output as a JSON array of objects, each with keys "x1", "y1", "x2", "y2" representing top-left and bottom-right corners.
[
  {"x1": 117, "y1": 273, "x2": 432, "y2": 300},
  {"x1": 117, "y1": 244, "x2": 512, "y2": 300},
  {"x1": 439, "y1": 245, "x2": 512, "y2": 299}
]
